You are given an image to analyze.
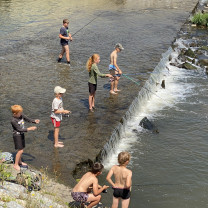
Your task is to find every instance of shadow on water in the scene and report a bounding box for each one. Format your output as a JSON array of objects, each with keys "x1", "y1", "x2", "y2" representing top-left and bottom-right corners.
[
  {"x1": 80, "y1": 98, "x2": 89, "y2": 109},
  {"x1": 47, "y1": 130, "x2": 65, "y2": 142}
]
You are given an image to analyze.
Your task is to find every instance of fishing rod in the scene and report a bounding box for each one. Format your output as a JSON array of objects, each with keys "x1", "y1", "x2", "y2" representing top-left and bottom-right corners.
[
  {"x1": 132, "y1": 183, "x2": 191, "y2": 187},
  {"x1": 71, "y1": 11, "x2": 105, "y2": 37}
]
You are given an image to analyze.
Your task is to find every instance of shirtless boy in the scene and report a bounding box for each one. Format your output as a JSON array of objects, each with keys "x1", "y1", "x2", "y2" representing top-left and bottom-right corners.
[
  {"x1": 71, "y1": 162, "x2": 109, "y2": 208},
  {"x1": 106, "y1": 152, "x2": 132, "y2": 208},
  {"x1": 109, "y1": 43, "x2": 124, "y2": 95}
]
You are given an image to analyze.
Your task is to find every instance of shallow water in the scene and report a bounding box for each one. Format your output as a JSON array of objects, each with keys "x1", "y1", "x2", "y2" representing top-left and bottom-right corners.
[{"x1": 0, "y1": 0, "x2": 201, "y2": 207}]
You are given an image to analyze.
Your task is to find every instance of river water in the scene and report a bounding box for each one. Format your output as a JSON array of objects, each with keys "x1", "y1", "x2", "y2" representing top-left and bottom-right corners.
[{"x1": 0, "y1": 0, "x2": 204, "y2": 207}]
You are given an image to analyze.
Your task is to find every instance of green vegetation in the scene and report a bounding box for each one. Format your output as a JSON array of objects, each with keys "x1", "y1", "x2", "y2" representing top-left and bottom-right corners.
[
  {"x1": 0, "y1": 164, "x2": 12, "y2": 185},
  {"x1": 191, "y1": 12, "x2": 208, "y2": 26}
]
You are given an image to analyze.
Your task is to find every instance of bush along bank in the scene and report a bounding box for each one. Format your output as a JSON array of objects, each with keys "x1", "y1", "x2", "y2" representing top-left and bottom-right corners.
[
  {"x1": 190, "y1": 0, "x2": 208, "y2": 27},
  {"x1": 169, "y1": 0, "x2": 208, "y2": 73}
]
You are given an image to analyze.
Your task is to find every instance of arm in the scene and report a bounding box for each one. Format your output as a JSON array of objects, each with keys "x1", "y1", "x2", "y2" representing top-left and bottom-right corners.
[
  {"x1": 54, "y1": 109, "x2": 71, "y2": 114},
  {"x1": 113, "y1": 56, "x2": 122, "y2": 74},
  {"x1": 126, "y1": 170, "x2": 132, "y2": 188},
  {"x1": 92, "y1": 178, "x2": 109, "y2": 196},
  {"x1": 59, "y1": 34, "x2": 70, "y2": 40},
  {"x1": 22, "y1": 114, "x2": 35, "y2": 123},
  {"x1": 11, "y1": 120, "x2": 36, "y2": 132},
  {"x1": 93, "y1": 65, "x2": 112, "y2": 78},
  {"x1": 106, "y1": 167, "x2": 116, "y2": 187}
]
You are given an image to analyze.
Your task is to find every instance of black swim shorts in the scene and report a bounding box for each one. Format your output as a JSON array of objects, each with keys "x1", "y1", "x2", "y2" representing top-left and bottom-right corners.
[
  {"x1": 13, "y1": 134, "x2": 25, "y2": 150},
  {"x1": 88, "y1": 82, "x2": 97, "y2": 94},
  {"x1": 113, "y1": 187, "x2": 131, "y2": 199}
]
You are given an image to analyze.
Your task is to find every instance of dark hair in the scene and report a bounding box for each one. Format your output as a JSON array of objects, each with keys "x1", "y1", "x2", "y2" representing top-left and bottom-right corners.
[
  {"x1": 63, "y1": 19, "x2": 69, "y2": 24},
  {"x1": 91, "y1": 162, "x2": 104, "y2": 174}
]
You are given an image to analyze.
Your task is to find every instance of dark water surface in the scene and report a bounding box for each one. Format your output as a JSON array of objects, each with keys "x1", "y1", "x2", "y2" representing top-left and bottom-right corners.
[{"x1": 0, "y1": 0, "x2": 200, "y2": 207}]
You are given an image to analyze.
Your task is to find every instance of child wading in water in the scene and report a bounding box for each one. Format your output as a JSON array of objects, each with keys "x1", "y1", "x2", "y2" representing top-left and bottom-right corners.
[
  {"x1": 51, "y1": 86, "x2": 71, "y2": 148},
  {"x1": 71, "y1": 162, "x2": 109, "y2": 208},
  {"x1": 109, "y1": 43, "x2": 124, "y2": 95},
  {"x1": 57, "y1": 19, "x2": 73, "y2": 66},
  {"x1": 86, "y1": 54, "x2": 112, "y2": 112},
  {"x1": 11, "y1": 105, "x2": 40, "y2": 171},
  {"x1": 106, "y1": 152, "x2": 132, "y2": 208}
]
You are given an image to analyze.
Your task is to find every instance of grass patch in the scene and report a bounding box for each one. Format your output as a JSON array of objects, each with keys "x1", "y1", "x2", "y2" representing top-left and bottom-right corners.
[{"x1": 191, "y1": 12, "x2": 208, "y2": 26}]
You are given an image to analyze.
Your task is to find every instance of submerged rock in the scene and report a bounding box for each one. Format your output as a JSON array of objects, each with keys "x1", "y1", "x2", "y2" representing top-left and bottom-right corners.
[
  {"x1": 184, "y1": 48, "x2": 196, "y2": 58},
  {"x1": 178, "y1": 62, "x2": 197, "y2": 70},
  {"x1": 139, "y1": 117, "x2": 159, "y2": 133}
]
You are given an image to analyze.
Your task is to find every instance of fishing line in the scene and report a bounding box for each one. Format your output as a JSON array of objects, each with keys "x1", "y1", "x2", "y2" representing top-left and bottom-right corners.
[
  {"x1": 71, "y1": 11, "x2": 106, "y2": 37},
  {"x1": 132, "y1": 183, "x2": 191, "y2": 187},
  {"x1": 122, "y1": 74, "x2": 171, "y2": 105}
]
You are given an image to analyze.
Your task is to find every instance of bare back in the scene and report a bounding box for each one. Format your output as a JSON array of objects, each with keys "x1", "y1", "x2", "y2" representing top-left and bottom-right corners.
[
  {"x1": 73, "y1": 172, "x2": 98, "y2": 192},
  {"x1": 111, "y1": 165, "x2": 132, "y2": 188},
  {"x1": 110, "y1": 50, "x2": 118, "y2": 66}
]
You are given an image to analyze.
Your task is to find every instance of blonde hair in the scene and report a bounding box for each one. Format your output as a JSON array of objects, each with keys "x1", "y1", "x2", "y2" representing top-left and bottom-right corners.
[
  {"x1": 86, "y1": 54, "x2": 100, "y2": 72},
  {"x1": 118, "y1": 152, "x2": 130, "y2": 165},
  {"x1": 11, "y1": 105, "x2": 23, "y2": 114}
]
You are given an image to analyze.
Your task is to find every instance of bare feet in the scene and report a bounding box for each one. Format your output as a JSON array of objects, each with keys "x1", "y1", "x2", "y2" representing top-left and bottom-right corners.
[
  {"x1": 89, "y1": 108, "x2": 94, "y2": 112},
  {"x1": 58, "y1": 141, "x2": 63, "y2": 144},
  {"x1": 110, "y1": 90, "x2": 117, "y2": 95},
  {"x1": 54, "y1": 144, "x2": 64, "y2": 148},
  {"x1": 13, "y1": 165, "x2": 21, "y2": 171},
  {"x1": 114, "y1": 89, "x2": 121, "y2": 92}
]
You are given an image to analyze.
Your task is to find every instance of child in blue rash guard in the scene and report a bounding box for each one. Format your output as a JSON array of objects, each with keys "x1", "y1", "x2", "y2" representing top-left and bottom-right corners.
[
  {"x1": 106, "y1": 152, "x2": 132, "y2": 208},
  {"x1": 11, "y1": 105, "x2": 40, "y2": 171},
  {"x1": 57, "y1": 19, "x2": 73, "y2": 66},
  {"x1": 109, "y1": 43, "x2": 124, "y2": 95},
  {"x1": 86, "y1": 54, "x2": 112, "y2": 112}
]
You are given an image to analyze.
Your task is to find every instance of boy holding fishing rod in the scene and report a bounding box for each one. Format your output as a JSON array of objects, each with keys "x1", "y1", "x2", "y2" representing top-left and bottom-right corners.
[
  {"x1": 57, "y1": 19, "x2": 73, "y2": 66},
  {"x1": 109, "y1": 43, "x2": 124, "y2": 95}
]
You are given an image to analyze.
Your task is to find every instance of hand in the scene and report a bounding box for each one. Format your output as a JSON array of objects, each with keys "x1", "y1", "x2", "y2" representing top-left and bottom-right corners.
[
  {"x1": 70, "y1": 37, "x2": 73, "y2": 41},
  {"x1": 64, "y1": 110, "x2": 71, "y2": 114},
  {"x1": 35, "y1": 119, "x2": 40, "y2": 124},
  {"x1": 103, "y1": 185, "x2": 109, "y2": 190},
  {"x1": 66, "y1": 37, "x2": 70, "y2": 40},
  {"x1": 28, "y1": 126, "x2": 37, "y2": 131},
  {"x1": 107, "y1": 74, "x2": 113, "y2": 78},
  {"x1": 119, "y1": 70, "x2": 122, "y2": 74}
]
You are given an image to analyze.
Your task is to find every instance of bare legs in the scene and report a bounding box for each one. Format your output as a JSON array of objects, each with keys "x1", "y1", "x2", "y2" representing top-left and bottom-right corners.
[
  {"x1": 59, "y1": 45, "x2": 70, "y2": 62},
  {"x1": 89, "y1": 92, "x2": 95, "y2": 111},
  {"x1": 111, "y1": 196, "x2": 130, "y2": 208},
  {"x1": 54, "y1": 127, "x2": 64, "y2": 148},
  {"x1": 14, "y1": 149, "x2": 23, "y2": 170},
  {"x1": 87, "y1": 194, "x2": 101, "y2": 208},
  {"x1": 110, "y1": 72, "x2": 121, "y2": 94}
]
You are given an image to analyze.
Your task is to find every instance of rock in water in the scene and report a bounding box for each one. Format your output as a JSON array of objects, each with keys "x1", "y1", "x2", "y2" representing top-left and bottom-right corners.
[
  {"x1": 161, "y1": 80, "x2": 165, "y2": 89},
  {"x1": 139, "y1": 117, "x2": 159, "y2": 133}
]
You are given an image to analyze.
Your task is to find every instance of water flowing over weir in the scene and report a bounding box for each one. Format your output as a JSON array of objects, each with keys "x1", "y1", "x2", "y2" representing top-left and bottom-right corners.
[{"x1": 100, "y1": 47, "x2": 173, "y2": 167}]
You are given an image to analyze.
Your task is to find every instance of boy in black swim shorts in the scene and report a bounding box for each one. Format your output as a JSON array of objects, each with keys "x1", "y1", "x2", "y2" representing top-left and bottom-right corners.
[{"x1": 106, "y1": 152, "x2": 132, "y2": 208}]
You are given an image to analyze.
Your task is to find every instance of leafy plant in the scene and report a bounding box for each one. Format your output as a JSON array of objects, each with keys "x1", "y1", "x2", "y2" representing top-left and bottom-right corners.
[
  {"x1": 0, "y1": 163, "x2": 12, "y2": 185},
  {"x1": 191, "y1": 12, "x2": 208, "y2": 26}
]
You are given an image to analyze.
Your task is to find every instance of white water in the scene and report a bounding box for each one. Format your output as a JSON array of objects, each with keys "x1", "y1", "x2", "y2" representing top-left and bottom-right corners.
[{"x1": 102, "y1": 39, "x2": 203, "y2": 169}]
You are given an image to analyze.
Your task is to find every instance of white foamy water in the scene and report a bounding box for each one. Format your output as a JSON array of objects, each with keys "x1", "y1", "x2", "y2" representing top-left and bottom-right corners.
[{"x1": 103, "y1": 40, "x2": 201, "y2": 169}]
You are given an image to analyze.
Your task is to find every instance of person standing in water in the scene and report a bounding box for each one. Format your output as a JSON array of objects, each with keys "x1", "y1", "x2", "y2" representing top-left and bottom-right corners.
[
  {"x1": 57, "y1": 19, "x2": 73, "y2": 66},
  {"x1": 106, "y1": 152, "x2": 132, "y2": 208},
  {"x1": 109, "y1": 43, "x2": 124, "y2": 95},
  {"x1": 86, "y1": 54, "x2": 112, "y2": 112}
]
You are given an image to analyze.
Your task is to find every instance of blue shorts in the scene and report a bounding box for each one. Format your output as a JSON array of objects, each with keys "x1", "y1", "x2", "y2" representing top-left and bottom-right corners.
[{"x1": 109, "y1": 64, "x2": 117, "y2": 71}]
